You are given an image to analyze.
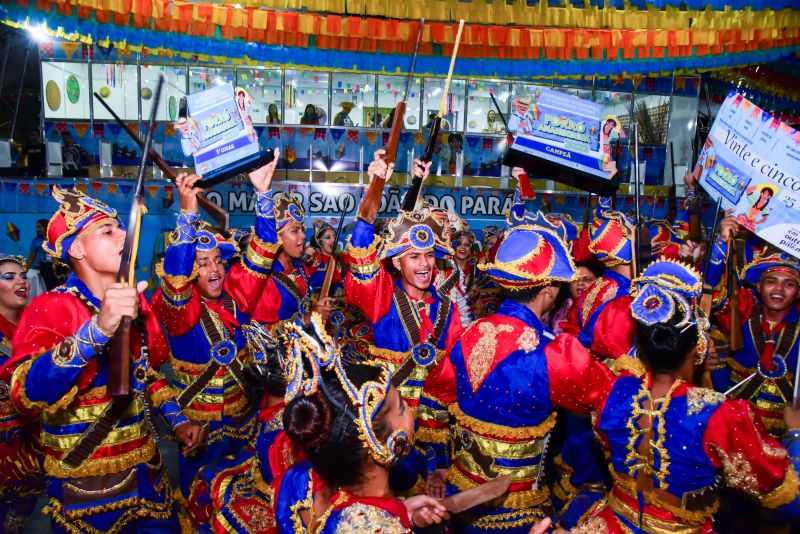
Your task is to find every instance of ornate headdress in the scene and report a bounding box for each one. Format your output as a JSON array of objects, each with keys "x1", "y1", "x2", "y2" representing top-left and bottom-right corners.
[
  {"x1": 649, "y1": 219, "x2": 679, "y2": 260},
  {"x1": 282, "y1": 314, "x2": 409, "y2": 466},
  {"x1": 43, "y1": 187, "x2": 121, "y2": 261},
  {"x1": 517, "y1": 211, "x2": 579, "y2": 246},
  {"x1": 631, "y1": 258, "x2": 708, "y2": 358},
  {"x1": 478, "y1": 225, "x2": 577, "y2": 290},
  {"x1": 274, "y1": 192, "x2": 305, "y2": 232},
  {"x1": 589, "y1": 197, "x2": 634, "y2": 266},
  {"x1": 380, "y1": 207, "x2": 453, "y2": 260},
  {"x1": 195, "y1": 221, "x2": 239, "y2": 262},
  {"x1": 313, "y1": 219, "x2": 334, "y2": 241},
  {"x1": 481, "y1": 225, "x2": 502, "y2": 243},
  {"x1": 742, "y1": 253, "x2": 800, "y2": 286},
  {"x1": 0, "y1": 254, "x2": 25, "y2": 268}
]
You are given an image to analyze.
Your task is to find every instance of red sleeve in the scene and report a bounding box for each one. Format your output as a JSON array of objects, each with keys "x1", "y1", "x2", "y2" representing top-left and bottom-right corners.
[
  {"x1": 546, "y1": 333, "x2": 614, "y2": 414},
  {"x1": 590, "y1": 295, "x2": 636, "y2": 360},
  {"x1": 344, "y1": 237, "x2": 394, "y2": 324},
  {"x1": 444, "y1": 304, "x2": 465, "y2": 356},
  {"x1": 704, "y1": 399, "x2": 797, "y2": 506},
  {"x1": 150, "y1": 286, "x2": 202, "y2": 338},
  {"x1": 139, "y1": 295, "x2": 171, "y2": 368},
  {"x1": 715, "y1": 287, "x2": 755, "y2": 338},
  {"x1": 5, "y1": 293, "x2": 97, "y2": 412}
]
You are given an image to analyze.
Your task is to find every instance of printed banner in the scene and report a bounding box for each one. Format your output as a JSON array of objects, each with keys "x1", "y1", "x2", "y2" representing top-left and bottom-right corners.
[
  {"x1": 698, "y1": 91, "x2": 800, "y2": 258},
  {"x1": 182, "y1": 82, "x2": 261, "y2": 180},
  {"x1": 508, "y1": 88, "x2": 616, "y2": 180}
]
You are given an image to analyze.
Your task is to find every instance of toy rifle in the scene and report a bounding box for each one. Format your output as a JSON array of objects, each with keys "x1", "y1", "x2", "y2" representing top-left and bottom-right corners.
[
  {"x1": 699, "y1": 197, "x2": 723, "y2": 316},
  {"x1": 631, "y1": 123, "x2": 652, "y2": 277},
  {"x1": 93, "y1": 93, "x2": 230, "y2": 230},
  {"x1": 107, "y1": 76, "x2": 163, "y2": 397},
  {"x1": 401, "y1": 19, "x2": 465, "y2": 212},
  {"x1": 582, "y1": 193, "x2": 593, "y2": 231},
  {"x1": 319, "y1": 210, "x2": 347, "y2": 301},
  {"x1": 357, "y1": 19, "x2": 424, "y2": 223},
  {"x1": 489, "y1": 92, "x2": 535, "y2": 200},
  {"x1": 727, "y1": 236, "x2": 743, "y2": 352}
]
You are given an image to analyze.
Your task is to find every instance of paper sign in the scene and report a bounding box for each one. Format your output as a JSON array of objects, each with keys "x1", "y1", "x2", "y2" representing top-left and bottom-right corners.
[
  {"x1": 178, "y1": 82, "x2": 260, "y2": 180},
  {"x1": 697, "y1": 91, "x2": 800, "y2": 258}
]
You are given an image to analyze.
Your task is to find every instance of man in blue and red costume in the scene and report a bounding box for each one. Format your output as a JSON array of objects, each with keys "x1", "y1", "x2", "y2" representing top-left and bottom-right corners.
[
  {"x1": 0, "y1": 253, "x2": 42, "y2": 533},
  {"x1": 710, "y1": 250, "x2": 800, "y2": 437},
  {"x1": 251, "y1": 192, "x2": 333, "y2": 332},
  {"x1": 447, "y1": 223, "x2": 582, "y2": 532},
  {"x1": 344, "y1": 152, "x2": 464, "y2": 495},
  {"x1": 2, "y1": 187, "x2": 204, "y2": 533},
  {"x1": 150, "y1": 156, "x2": 281, "y2": 507}
]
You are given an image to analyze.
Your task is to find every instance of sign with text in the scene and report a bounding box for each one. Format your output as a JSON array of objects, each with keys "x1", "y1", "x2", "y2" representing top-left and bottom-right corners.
[
  {"x1": 503, "y1": 88, "x2": 620, "y2": 195},
  {"x1": 698, "y1": 91, "x2": 800, "y2": 258},
  {"x1": 180, "y1": 82, "x2": 260, "y2": 181}
]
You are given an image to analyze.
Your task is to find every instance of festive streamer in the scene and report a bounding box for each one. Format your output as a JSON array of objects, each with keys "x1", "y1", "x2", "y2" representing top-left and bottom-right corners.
[{"x1": 2, "y1": 3, "x2": 798, "y2": 81}]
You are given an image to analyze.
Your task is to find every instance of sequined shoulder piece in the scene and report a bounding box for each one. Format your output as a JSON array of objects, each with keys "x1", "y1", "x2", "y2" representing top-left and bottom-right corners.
[
  {"x1": 579, "y1": 277, "x2": 619, "y2": 327},
  {"x1": 687, "y1": 387, "x2": 726, "y2": 416},
  {"x1": 336, "y1": 503, "x2": 410, "y2": 533},
  {"x1": 461, "y1": 314, "x2": 534, "y2": 393}
]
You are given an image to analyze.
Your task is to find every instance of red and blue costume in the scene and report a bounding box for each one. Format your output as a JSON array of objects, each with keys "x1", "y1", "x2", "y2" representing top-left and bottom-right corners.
[
  {"x1": 3, "y1": 188, "x2": 190, "y2": 533},
  {"x1": 251, "y1": 193, "x2": 314, "y2": 333},
  {"x1": 549, "y1": 260, "x2": 800, "y2": 532},
  {"x1": 710, "y1": 253, "x2": 800, "y2": 436},
  {"x1": 275, "y1": 461, "x2": 412, "y2": 533},
  {"x1": 447, "y1": 225, "x2": 580, "y2": 532},
  {"x1": 152, "y1": 192, "x2": 279, "y2": 500},
  {"x1": 0, "y1": 257, "x2": 43, "y2": 533},
  {"x1": 344, "y1": 208, "x2": 463, "y2": 492}
]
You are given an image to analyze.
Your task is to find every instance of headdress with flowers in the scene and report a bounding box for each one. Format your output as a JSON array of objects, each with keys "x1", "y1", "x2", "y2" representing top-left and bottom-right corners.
[
  {"x1": 282, "y1": 314, "x2": 409, "y2": 466},
  {"x1": 630, "y1": 258, "x2": 709, "y2": 359}
]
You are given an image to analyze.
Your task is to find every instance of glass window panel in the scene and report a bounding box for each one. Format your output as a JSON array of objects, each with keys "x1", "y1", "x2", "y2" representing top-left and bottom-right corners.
[
  {"x1": 376, "y1": 75, "x2": 422, "y2": 129},
  {"x1": 42, "y1": 62, "x2": 90, "y2": 119},
  {"x1": 141, "y1": 65, "x2": 187, "y2": 122},
  {"x1": 284, "y1": 70, "x2": 330, "y2": 125},
  {"x1": 188, "y1": 67, "x2": 236, "y2": 95},
  {"x1": 465, "y1": 80, "x2": 510, "y2": 134},
  {"x1": 237, "y1": 68, "x2": 282, "y2": 125},
  {"x1": 330, "y1": 73, "x2": 374, "y2": 128},
  {"x1": 423, "y1": 77, "x2": 466, "y2": 132},
  {"x1": 91, "y1": 63, "x2": 139, "y2": 121}
]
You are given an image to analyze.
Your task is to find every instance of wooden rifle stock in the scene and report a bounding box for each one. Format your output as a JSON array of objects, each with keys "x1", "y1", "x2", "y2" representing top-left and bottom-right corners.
[
  {"x1": 319, "y1": 211, "x2": 347, "y2": 300},
  {"x1": 93, "y1": 93, "x2": 229, "y2": 230},
  {"x1": 728, "y1": 237, "x2": 743, "y2": 351},
  {"x1": 107, "y1": 77, "x2": 163, "y2": 396},
  {"x1": 358, "y1": 20, "x2": 424, "y2": 223}
]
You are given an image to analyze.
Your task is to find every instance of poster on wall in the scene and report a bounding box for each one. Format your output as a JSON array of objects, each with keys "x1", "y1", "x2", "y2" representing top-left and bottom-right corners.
[
  {"x1": 179, "y1": 82, "x2": 262, "y2": 182},
  {"x1": 697, "y1": 91, "x2": 800, "y2": 259},
  {"x1": 502, "y1": 87, "x2": 623, "y2": 195}
]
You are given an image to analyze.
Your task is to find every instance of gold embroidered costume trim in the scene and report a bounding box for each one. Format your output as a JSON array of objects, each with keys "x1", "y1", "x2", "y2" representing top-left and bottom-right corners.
[
  {"x1": 760, "y1": 465, "x2": 800, "y2": 509},
  {"x1": 45, "y1": 440, "x2": 157, "y2": 479},
  {"x1": 610, "y1": 355, "x2": 647, "y2": 377},
  {"x1": 610, "y1": 471, "x2": 719, "y2": 524},
  {"x1": 12, "y1": 359, "x2": 79, "y2": 415},
  {"x1": 450, "y1": 403, "x2": 556, "y2": 440},
  {"x1": 448, "y1": 466, "x2": 550, "y2": 511},
  {"x1": 607, "y1": 489, "x2": 709, "y2": 534}
]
